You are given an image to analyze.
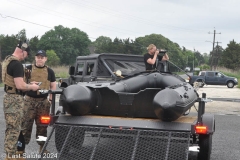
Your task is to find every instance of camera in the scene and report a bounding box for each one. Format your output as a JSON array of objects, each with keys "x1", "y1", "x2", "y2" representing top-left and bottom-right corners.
[{"x1": 157, "y1": 49, "x2": 167, "y2": 56}]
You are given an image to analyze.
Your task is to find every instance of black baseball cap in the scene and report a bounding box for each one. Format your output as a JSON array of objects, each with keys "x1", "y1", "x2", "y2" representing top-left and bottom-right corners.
[
  {"x1": 36, "y1": 50, "x2": 47, "y2": 57},
  {"x1": 17, "y1": 40, "x2": 30, "y2": 55}
]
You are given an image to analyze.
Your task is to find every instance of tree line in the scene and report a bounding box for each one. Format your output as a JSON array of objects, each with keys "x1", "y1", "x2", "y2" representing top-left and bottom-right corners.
[{"x1": 1, "y1": 25, "x2": 240, "y2": 71}]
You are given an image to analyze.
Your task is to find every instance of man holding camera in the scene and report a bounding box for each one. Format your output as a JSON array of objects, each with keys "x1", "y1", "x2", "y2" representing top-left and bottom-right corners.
[{"x1": 144, "y1": 44, "x2": 169, "y2": 70}]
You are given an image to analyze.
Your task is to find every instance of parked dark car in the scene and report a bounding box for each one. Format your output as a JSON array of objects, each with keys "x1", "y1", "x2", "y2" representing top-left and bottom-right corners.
[{"x1": 189, "y1": 71, "x2": 238, "y2": 88}]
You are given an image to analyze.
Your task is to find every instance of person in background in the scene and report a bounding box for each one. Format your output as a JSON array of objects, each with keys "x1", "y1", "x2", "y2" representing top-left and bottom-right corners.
[
  {"x1": 144, "y1": 44, "x2": 169, "y2": 70},
  {"x1": 22, "y1": 50, "x2": 56, "y2": 153}
]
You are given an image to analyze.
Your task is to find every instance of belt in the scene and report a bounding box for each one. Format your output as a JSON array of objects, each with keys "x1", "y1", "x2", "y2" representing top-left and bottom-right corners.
[
  {"x1": 4, "y1": 85, "x2": 24, "y2": 96},
  {"x1": 5, "y1": 92, "x2": 24, "y2": 96},
  {"x1": 25, "y1": 95, "x2": 47, "y2": 101}
]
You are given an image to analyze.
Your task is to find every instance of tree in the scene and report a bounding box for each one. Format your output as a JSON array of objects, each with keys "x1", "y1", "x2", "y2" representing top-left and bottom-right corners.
[
  {"x1": 46, "y1": 50, "x2": 60, "y2": 66},
  {"x1": 202, "y1": 53, "x2": 210, "y2": 64},
  {"x1": 219, "y1": 40, "x2": 240, "y2": 70},
  {"x1": 15, "y1": 29, "x2": 27, "y2": 42},
  {"x1": 93, "y1": 36, "x2": 143, "y2": 55},
  {"x1": 194, "y1": 50, "x2": 205, "y2": 67},
  {"x1": 27, "y1": 36, "x2": 40, "y2": 63},
  {"x1": 93, "y1": 36, "x2": 112, "y2": 53},
  {"x1": 0, "y1": 35, "x2": 18, "y2": 60},
  {"x1": 38, "y1": 25, "x2": 91, "y2": 65}
]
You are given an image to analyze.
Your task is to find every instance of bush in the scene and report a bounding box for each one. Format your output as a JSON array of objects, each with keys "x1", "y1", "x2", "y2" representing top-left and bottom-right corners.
[{"x1": 200, "y1": 64, "x2": 210, "y2": 71}]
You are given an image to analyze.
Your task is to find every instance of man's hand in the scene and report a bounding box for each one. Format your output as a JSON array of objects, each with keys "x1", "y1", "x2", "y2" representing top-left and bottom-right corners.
[
  {"x1": 30, "y1": 83, "x2": 40, "y2": 91},
  {"x1": 155, "y1": 49, "x2": 159, "y2": 55}
]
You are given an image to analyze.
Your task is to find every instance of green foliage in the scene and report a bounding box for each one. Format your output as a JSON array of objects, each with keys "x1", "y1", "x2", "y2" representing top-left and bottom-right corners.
[
  {"x1": 15, "y1": 29, "x2": 27, "y2": 41},
  {"x1": 0, "y1": 29, "x2": 30, "y2": 61},
  {"x1": 37, "y1": 25, "x2": 91, "y2": 65},
  {"x1": 2, "y1": 27, "x2": 240, "y2": 72},
  {"x1": 93, "y1": 34, "x2": 207, "y2": 70},
  {"x1": 202, "y1": 53, "x2": 210, "y2": 64},
  {"x1": 0, "y1": 35, "x2": 18, "y2": 60},
  {"x1": 93, "y1": 36, "x2": 112, "y2": 53},
  {"x1": 93, "y1": 36, "x2": 143, "y2": 55},
  {"x1": 28, "y1": 36, "x2": 40, "y2": 63},
  {"x1": 219, "y1": 40, "x2": 240, "y2": 70},
  {"x1": 46, "y1": 50, "x2": 60, "y2": 66},
  {"x1": 200, "y1": 64, "x2": 210, "y2": 71}
]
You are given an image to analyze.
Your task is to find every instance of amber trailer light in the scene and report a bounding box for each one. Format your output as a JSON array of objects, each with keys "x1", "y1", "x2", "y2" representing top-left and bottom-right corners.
[
  {"x1": 195, "y1": 125, "x2": 207, "y2": 134},
  {"x1": 40, "y1": 116, "x2": 50, "y2": 124}
]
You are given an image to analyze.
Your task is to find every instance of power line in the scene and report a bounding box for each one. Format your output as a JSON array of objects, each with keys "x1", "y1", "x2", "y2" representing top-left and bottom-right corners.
[
  {"x1": 7, "y1": 0, "x2": 207, "y2": 36},
  {"x1": 0, "y1": 13, "x2": 52, "y2": 28},
  {"x1": 2, "y1": 0, "x2": 210, "y2": 53},
  {"x1": 6, "y1": 0, "x2": 145, "y2": 36},
  {"x1": 1, "y1": 0, "x2": 209, "y2": 53},
  {"x1": 71, "y1": 0, "x2": 207, "y2": 33}
]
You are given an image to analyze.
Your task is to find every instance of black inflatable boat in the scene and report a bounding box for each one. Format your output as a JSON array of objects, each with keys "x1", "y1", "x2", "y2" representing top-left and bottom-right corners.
[{"x1": 61, "y1": 71, "x2": 198, "y2": 122}]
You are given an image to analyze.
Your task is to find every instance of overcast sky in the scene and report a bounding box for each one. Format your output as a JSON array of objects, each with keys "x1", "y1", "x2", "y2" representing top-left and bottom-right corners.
[{"x1": 1, "y1": 0, "x2": 239, "y2": 54}]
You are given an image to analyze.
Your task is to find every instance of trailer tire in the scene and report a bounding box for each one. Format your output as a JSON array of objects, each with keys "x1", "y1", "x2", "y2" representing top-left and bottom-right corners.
[{"x1": 198, "y1": 134, "x2": 212, "y2": 160}]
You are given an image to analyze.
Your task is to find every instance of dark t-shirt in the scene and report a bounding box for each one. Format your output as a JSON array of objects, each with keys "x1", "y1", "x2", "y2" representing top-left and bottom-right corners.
[
  {"x1": 7, "y1": 60, "x2": 24, "y2": 78},
  {"x1": 26, "y1": 65, "x2": 56, "y2": 98},
  {"x1": 144, "y1": 53, "x2": 163, "y2": 70}
]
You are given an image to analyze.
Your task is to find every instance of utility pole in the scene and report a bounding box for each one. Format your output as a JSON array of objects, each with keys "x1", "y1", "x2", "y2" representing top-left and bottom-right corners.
[
  {"x1": 209, "y1": 29, "x2": 221, "y2": 70},
  {"x1": 0, "y1": 44, "x2": 1, "y2": 61},
  {"x1": 193, "y1": 48, "x2": 195, "y2": 72},
  {"x1": 214, "y1": 41, "x2": 222, "y2": 70},
  {"x1": 0, "y1": 44, "x2": 2, "y2": 83}
]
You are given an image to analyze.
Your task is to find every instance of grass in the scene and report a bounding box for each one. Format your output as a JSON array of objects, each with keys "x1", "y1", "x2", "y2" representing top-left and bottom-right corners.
[{"x1": 51, "y1": 65, "x2": 69, "y2": 79}]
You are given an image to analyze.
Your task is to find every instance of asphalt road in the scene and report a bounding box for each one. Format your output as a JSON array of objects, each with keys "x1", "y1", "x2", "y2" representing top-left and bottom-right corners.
[{"x1": 0, "y1": 86, "x2": 240, "y2": 160}]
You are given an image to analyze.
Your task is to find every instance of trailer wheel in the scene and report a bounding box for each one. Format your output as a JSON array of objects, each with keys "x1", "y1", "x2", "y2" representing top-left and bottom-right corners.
[
  {"x1": 227, "y1": 81, "x2": 234, "y2": 88},
  {"x1": 198, "y1": 134, "x2": 212, "y2": 160}
]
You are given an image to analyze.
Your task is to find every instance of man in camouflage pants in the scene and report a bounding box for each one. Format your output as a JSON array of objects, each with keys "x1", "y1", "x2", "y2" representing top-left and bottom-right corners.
[
  {"x1": 23, "y1": 50, "x2": 56, "y2": 153},
  {"x1": 2, "y1": 41, "x2": 39, "y2": 160}
]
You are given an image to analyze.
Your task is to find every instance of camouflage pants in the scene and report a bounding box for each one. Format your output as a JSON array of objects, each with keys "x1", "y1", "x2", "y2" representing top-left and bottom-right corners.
[
  {"x1": 22, "y1": 96, "x2": 51, "y2": 146},
  {"x1": 3, "y1": 93, "x2": 24, "y2": 155}
]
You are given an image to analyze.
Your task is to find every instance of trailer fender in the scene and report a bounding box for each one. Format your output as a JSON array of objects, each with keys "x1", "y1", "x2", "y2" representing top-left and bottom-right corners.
[{"x1": 202, "y1": 113, "x2": 215, "y2": 134}]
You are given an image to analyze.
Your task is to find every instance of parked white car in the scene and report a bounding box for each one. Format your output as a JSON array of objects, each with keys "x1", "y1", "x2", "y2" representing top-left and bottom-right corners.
[{"x1": 184, "y1": 67, "x2": 191, "y2": 72}]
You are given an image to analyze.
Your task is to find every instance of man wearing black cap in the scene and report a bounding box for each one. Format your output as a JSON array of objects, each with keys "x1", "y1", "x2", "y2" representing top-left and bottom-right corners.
[
  {"x1": 22, "y1": 50, "x2": 56, "y2": 153},
  {"x1": 2, "y1": 41, "x2": 40, "y2": 159}
]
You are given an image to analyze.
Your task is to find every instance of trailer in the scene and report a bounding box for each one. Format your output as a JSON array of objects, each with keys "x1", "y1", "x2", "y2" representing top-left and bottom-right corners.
[
  {"x1": 36, "y1": 92, "x2": 214, "y2": 160},
  {"x1": 37, "y1": 54, "x2": 215, "y2": 160}
]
